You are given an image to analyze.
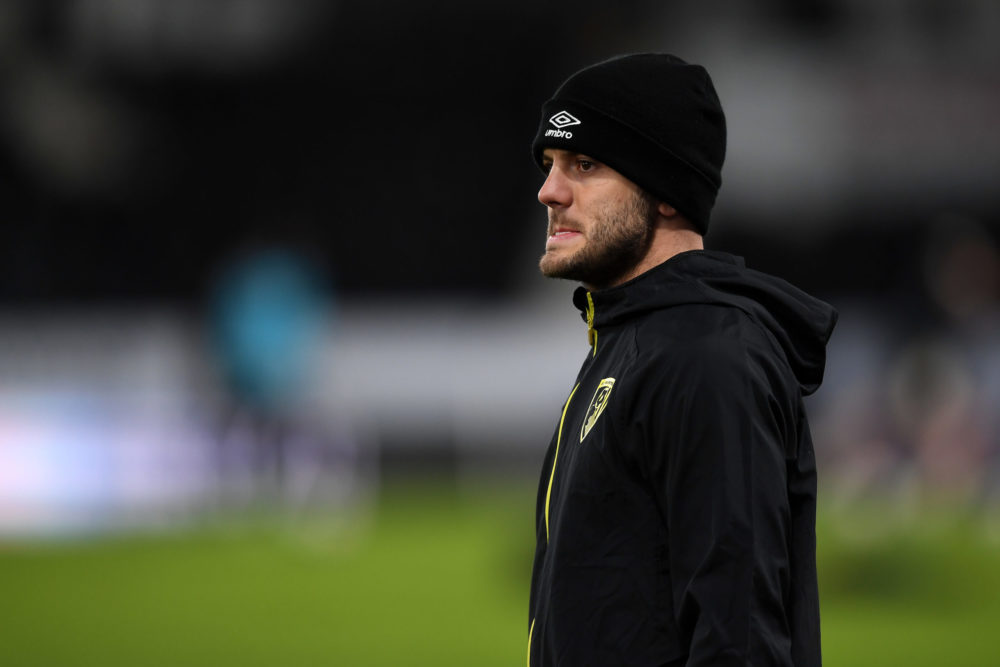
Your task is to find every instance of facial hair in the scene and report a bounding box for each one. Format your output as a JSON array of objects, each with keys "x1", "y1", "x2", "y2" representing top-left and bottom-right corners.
[{"x1": 539, "y1": 190, "x2": 656, "y2": 290}]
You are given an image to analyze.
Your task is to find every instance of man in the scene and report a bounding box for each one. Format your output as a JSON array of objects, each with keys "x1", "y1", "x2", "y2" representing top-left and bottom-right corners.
[{"x1": 526, "y1": 54, "x2": 837, "y2": 666}]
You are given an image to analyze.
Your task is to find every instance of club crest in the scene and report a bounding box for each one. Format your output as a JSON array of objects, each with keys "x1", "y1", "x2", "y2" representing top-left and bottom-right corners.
[{"x1": 580, "y1": 378, "x2": 615, "y2": 442}]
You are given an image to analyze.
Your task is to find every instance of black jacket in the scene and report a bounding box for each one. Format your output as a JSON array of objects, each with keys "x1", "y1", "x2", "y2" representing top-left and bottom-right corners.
[{"x1": 527, "y1": 250, "x2": 837, "y2": 667}]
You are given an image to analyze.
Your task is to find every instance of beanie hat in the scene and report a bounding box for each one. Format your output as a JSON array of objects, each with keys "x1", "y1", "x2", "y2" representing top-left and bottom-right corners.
[{"x1": 531, "y1": 53, "x2": 726, "y2": 234}]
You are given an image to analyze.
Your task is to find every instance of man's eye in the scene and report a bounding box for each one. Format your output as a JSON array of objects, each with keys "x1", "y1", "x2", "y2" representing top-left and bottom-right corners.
[
  {"x1": 541, "y1": 162, "x2": 553, "y2": 173},
  {"x1": 578, "y1": 160, "x2": 594, "y2": 171}
]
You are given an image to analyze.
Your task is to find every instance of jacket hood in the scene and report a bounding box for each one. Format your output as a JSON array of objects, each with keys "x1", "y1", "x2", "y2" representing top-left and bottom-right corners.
[{"x1": 573, "y1": 250, "x2": 838, "y2": 395}]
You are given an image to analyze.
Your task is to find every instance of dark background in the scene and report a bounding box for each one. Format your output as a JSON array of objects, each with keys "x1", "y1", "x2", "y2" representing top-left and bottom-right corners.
[{"x1": 3, "y1": 0, "x2": 996, "y2": 311}]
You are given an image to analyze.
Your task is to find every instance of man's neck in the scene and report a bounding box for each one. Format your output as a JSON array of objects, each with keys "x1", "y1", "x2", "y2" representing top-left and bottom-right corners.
[{"x1": 596, "y1": 228, "x2": 704, "y2": 291}]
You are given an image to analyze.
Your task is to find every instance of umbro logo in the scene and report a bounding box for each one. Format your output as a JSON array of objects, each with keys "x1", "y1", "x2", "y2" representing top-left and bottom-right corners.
[
  {"x1": 545, "y1": 110, "x2": 581, "y2": 138},
  {"x1": 548, "y1": 111, "x2": 581, "y2": 129}
]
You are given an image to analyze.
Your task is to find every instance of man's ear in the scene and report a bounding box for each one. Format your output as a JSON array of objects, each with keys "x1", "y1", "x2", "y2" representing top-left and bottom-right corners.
[
  {"x1": 655, "y1": 201, "x2": 700, "y2": 234},
  {"x1": 657, "y1": 201, "x2": 678, "y2": 218}
]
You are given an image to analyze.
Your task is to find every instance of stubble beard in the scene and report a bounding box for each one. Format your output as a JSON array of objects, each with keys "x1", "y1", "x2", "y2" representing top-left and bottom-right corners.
[{"x1": 539, "y1": 190, "x2": 657, "y2": 290}]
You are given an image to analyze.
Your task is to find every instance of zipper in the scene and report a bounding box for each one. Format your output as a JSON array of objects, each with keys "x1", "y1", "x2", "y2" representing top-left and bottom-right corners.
[
  {"x1": 585, "y1": 292, "x2": 597, "y2": 356},
  {"x1": 532, "y1": 297, "x2": 594, "y2": 666},
  {"x1": 526, "y1": 617, "x2": 535, "y2": 667},
  {"x1": 544, "y1": 382, "x2": 580, "y2": 541},
  {"x1": 534, "y1": 383, "x2": 578, "y2": 667}
]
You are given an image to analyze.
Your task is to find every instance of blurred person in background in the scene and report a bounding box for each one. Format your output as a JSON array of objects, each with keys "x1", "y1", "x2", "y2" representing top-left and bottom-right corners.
[
  {"x1": 525, "y1": 54, "x2": 837, "y2": 666},
  {"x1": 889, "y1": 218, "x2": 1000, "y2": 505},
  {"x1": 209, "y1": 245, "x2": 365, "y2": 517}
]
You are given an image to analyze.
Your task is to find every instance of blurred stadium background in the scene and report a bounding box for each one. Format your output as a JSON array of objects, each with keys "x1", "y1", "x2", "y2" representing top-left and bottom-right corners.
[{"x1": 2, "y1": 1, "x2": 999, "y2": 664}]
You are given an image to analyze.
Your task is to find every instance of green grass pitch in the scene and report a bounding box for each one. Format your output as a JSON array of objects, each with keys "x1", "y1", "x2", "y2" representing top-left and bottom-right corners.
[{"x1": 2, "y1": 483, "x2": 999, "y2": 666}]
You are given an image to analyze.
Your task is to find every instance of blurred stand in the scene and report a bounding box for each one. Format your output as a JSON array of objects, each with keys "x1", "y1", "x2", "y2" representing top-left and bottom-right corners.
[{"x1": 0, "y1": 311, "x2": 215, "y2": 535}]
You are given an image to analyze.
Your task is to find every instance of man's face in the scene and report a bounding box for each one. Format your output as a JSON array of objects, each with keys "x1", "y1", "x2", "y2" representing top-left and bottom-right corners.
[{"x1": 537, "y1": 148, "x2": 656, "y2": 290}]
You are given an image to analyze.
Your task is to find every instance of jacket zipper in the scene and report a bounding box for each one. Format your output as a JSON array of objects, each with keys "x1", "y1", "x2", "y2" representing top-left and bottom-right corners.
[
  {"x1": 532, "y1": 381, "x2": 581, "y2": 666},
  {"x1": 544, "y1": 382, "x2": 580, "y2": 540},
  {"x1": 532, "y1": 294, "x2": 596, "y2": 666},
  {"x1": 585, "y1": 292, "x2": 597, "y2": 355},
  {"x1": 526, "y1": 618, "x2": 535, "y2": 667}
]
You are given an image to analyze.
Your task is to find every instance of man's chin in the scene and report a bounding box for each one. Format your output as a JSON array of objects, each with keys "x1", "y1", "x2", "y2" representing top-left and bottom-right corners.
[
  {"x1": 539, "y1": 253, "x2": 590, "y2": 284},
  {"x1": 539, "y1": 251, "x2": 574, "y2": 280},
  {"x1": 540, "y1": 251, "x2": 634, "y2": 290}
]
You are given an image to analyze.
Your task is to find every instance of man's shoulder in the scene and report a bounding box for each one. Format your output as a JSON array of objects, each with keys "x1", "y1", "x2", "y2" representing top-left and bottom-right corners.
[
  {"x1": 628, "y1": 302, "x2": 786, "y2": 387},
  {"x1": 633, "y1": 301, "x2": 762, "y2": 350}
]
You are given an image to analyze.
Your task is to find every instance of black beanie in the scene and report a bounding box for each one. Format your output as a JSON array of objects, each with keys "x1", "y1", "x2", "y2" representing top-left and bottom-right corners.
[{"x1": 531, "y1": 53, "x2": 726, "y2": 234}]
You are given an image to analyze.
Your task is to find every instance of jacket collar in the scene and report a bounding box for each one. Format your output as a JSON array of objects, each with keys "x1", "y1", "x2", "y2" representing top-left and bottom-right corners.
[
  {"x1": 568, "y1": 249, "x2": 839, "y2": 396},
  {"x1": 572, "y1": 250, "x2": 744, "y2": 330}
]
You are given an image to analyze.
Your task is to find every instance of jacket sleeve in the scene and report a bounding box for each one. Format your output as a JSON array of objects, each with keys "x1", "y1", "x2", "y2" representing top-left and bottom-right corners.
[{"x1": 637, "y1": 335, "x2": 793, "y2": 666}]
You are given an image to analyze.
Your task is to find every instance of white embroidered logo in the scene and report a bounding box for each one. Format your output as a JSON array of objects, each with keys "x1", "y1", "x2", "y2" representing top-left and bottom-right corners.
[
  {"x1": 545, "y1": 111, "x2": 581, "y2": 139},
  {"x1": 548, "y1": 111, "x2": 581, "y2": 129}
]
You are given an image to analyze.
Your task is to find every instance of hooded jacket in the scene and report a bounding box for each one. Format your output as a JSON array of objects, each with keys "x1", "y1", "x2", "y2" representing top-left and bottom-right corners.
[{"x1": 527, "y1": 250, "x2": 837, "y2": 667}]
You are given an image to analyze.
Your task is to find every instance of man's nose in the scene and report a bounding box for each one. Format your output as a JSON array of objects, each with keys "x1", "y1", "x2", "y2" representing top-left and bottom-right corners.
[{"x1": 538, "y1": 166, "x2": 571, "y2": 209}]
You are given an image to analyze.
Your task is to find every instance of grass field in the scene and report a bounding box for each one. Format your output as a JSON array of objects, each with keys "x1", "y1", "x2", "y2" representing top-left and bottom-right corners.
[{"x1": 3, "y1": 482, "x2": 999, "y2": 666}]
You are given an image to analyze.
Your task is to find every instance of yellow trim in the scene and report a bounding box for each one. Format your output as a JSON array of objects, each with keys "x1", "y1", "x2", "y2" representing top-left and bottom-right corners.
[
  {"x1": 545, "y1": 383, "x2": 580, "y2": 541},
  {"x1": 585, "y1": 292, "x2": 597, "y2": 355},
  {"x1": 527, "y1": 618, "x2": 535, "y2": 667}
]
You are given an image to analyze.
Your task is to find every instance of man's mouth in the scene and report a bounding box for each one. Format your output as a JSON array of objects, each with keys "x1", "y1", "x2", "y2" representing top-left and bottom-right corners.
[{"x1": 546, "y1": 227, "x2": 583, "y2": 249}]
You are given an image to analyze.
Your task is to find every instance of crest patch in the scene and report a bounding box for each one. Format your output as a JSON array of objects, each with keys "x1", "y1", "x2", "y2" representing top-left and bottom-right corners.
[{"x1": 580, "y1": 378, "x2": 615, "y2": 442}]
